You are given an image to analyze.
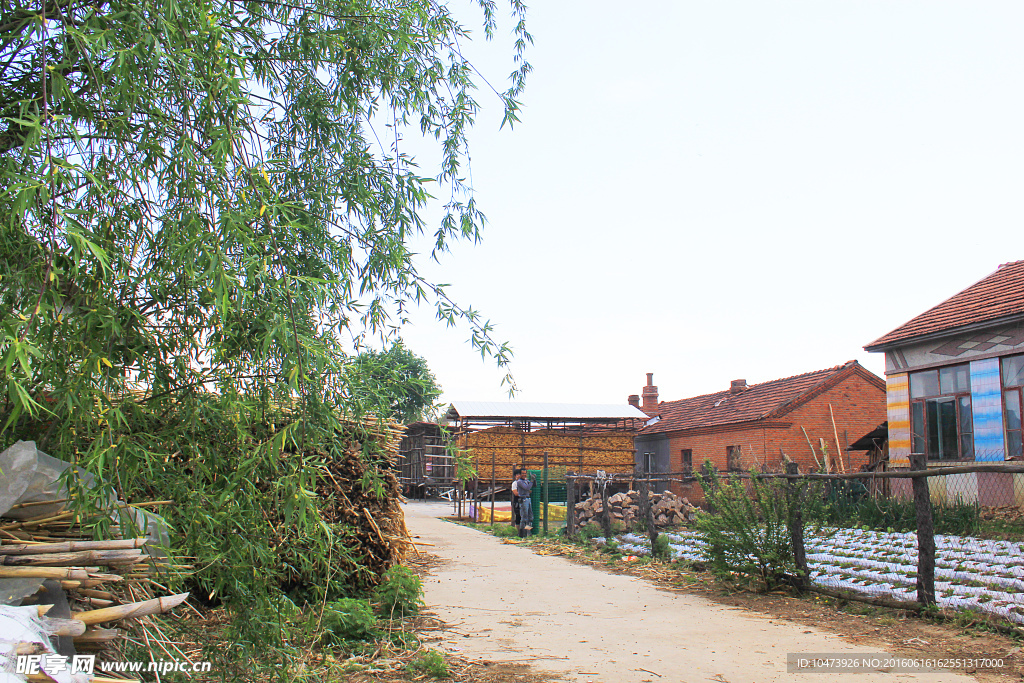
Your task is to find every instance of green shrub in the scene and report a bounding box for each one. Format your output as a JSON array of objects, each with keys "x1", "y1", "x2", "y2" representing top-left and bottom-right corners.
[
  {"x1": 577, "y1": 523, "x2": 606, "y2": 541},
  {"x1": 696, "y1": 469, "x2": 822, "y2": 590},
  {"x1": 406, "y1": 649, "x2": 450, "y2": 679},
  {"x1": 320, "y1": 598, "x2": 378, "y2": 644},
  {"x1": 373, "y1": 565, "x2": 424, "y2": 618},
  {"x1": 652, "y1": 533, "x2": 671, "y2": 561}
]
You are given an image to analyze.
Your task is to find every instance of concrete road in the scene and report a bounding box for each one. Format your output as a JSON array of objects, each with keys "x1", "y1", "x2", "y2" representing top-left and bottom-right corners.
[{"x1": 403, "y1": 501, "x2": 971, "y2": 683}]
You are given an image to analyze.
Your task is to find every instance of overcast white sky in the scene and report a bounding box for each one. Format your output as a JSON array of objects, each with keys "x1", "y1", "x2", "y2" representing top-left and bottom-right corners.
[{"x1": 395, "y1": 1, "x2": 1024, "y2": 407}]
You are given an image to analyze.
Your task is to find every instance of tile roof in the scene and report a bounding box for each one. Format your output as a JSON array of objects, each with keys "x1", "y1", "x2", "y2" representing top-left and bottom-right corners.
[
  {"x1": 865, "y1": 260, "x2": 1024, "y2": 350},
  {"x1": 642, "y1": 361, "x2": 873, "y2": 435}
]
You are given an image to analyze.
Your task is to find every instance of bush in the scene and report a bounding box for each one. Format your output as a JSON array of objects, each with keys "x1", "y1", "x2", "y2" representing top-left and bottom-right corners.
[
  {"x1": 320, "y1": 598, "x2": 378, "y2": 644},
  {"x1": 696, "y1": 469, "x2": 823, "y2": 590},
  {"x1": 406, "y1": 650, "x2": 450, "y2": 679},
  {"x1": 373, "y1": 565, "x2": 424, "y2": 618},
  {"x1": 652, "y1": 533, "x2": 671, "y2": 561}
]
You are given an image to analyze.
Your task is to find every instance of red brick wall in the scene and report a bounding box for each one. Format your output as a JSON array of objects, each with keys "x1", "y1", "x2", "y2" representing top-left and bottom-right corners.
[{"x1": 666, "y1": 372, "x2": 886, "y2": 502}]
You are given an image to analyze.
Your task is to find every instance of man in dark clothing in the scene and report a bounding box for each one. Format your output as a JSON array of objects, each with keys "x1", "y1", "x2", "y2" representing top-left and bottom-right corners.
[
  {"x1": 514, "y1": 470, "x2": 535, "y2": 538},
  {"x1": 511, "y1": 469, "x2": 522, "y2": 528}
]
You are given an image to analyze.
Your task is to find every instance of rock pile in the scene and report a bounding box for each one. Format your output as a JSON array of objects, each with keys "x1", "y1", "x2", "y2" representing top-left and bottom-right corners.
[{"x1": 575, "y1": 490, "x2": 698, "y2": 528}]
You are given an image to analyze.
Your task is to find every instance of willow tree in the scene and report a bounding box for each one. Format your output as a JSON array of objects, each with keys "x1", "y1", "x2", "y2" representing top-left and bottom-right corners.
[{"x1": 0, "y1": 0, "x2": 527, "y2": 657}]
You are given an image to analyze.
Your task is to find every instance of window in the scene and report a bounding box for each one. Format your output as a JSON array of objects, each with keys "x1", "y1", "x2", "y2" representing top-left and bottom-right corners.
[
  {"x1": 726, "y1": 445, "x2": 741, "y2": 471},
  {"x1": 681, "y1": 449, "x2": 693, "y2": 474},
  {"x1": 910, "y1": 364, "x2": 973, "y2": 460},
  {"x1": 642, "y1": 452, "x2": 655, "y2": 474},
  {"x1": 1003, "y1": 354, "x2": 1024, "y2": 458}
]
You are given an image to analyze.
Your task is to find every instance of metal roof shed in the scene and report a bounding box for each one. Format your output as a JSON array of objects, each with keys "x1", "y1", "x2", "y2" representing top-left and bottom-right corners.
[{"x1": 444, "y1": 401, "x2": 649, "y2": 433}]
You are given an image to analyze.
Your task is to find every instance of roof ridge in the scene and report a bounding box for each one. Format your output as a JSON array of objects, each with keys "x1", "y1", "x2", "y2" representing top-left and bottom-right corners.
[
  {"x1": 865, "y1": 261, "x2": 1024, "y2": 350},
  {"x1": 657, "y1": 361, "x2": 854, "y2": 407}
]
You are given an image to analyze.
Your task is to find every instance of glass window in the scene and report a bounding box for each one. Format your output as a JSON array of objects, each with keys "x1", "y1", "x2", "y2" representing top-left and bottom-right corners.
[
  {"x1": 911, "y1": 370, "x2": 939, "y2": 399},
  {"x1": 911, "y1": 402, "x2": 926, "y2": 454},
  {"x1": 726, "y1": 445, "x2": 741, "y2": 471},
  {"x1": 910, "y1": 364, "x2": 972, "y2": 460},
  {"x1": 940, "y1": 365, "x2": 970, "y2": 394},
  {"x1": 1006, "y1": 391, "x2": 1022, "y2": 432},
  {"x1": 1003, "y1": 354, "x2": 1024, "y2": 389}
]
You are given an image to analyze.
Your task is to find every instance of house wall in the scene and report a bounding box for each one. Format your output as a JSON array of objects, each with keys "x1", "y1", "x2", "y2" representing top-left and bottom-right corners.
[{"x1": 661, "y1": 373, "x2": 886, "y2": 502}]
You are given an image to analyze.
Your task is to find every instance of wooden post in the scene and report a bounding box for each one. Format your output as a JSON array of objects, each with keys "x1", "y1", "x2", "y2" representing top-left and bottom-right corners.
[
  {"x1": 600, "y1": 476, "x2": 612, "y2": 539},
  {"x1": 566, "y1": 474, "x2": 577, "y2": 538},
  {"x1": 490, "y1": 449, "x2": 496, "y2": 527},
  {"x1": 909, "y1": 450, "x2": 936, "y2": 607},
  {"x1": 542, "y1": 452, "x2": 550, "y2": 536},
  {"x1": 786, "y1": 462, "x2": 808, "y2": 590},
  {"x1": 645, "y1": 475, "x2": 659, "y2": 550}
]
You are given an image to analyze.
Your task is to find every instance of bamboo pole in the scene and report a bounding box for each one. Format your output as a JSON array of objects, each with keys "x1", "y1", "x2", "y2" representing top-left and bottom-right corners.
[
  {"x1": 42, "y1": 617, "x2": 87, "y2": 636},
  {"x1": 800, "y1": 426, "x2": 821, "y2": 469},
  {"x1": 0, "y1": 538, "x2": 147, "y2": 555},
  {"x1": 1, "y1": 549, "x2": 144, "y2": 567},
  {"x1": 829, "y1": 404, "x2": 846, "y2": 474},
  {"x1": 72, "y1": 592, "x2": 189, "y2": 625},
  {"x1": 74, "y1": 628, "x2": 121, "y2": 644},
  {"x1": 0, "y1": 567, "x2": 91, "y2": 580}
]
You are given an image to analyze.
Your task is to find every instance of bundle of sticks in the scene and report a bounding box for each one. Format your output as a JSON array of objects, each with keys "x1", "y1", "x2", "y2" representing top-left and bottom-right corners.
[{"x1": 1, "y1": 499, "x2": 192, "y2": 678}]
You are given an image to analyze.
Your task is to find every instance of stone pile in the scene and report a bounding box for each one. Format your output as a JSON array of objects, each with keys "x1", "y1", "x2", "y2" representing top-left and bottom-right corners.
[{"x1": 575, "y1": 490, "x2": 698, "y2": 528}]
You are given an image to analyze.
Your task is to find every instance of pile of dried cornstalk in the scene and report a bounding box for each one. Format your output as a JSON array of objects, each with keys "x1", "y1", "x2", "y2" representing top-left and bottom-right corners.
[
  {"x1": 313, "y1": 419, "x2": 416, "y2": 583},
  {"x1": 1, "y1": 499, "x2": 191, "y2": 678}
]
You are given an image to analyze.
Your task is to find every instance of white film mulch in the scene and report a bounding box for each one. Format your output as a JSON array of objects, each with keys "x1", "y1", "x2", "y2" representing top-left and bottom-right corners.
[{"x1": 611, "y1": 528, "x2": 1024, "y2": 623}]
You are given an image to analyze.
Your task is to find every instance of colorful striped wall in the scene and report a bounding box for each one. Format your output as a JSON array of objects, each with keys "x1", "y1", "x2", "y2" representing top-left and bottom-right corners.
[
  {"x1": 886, "y1": 373, "x2": 910, "y2": 467},
  {"x1": 970, "y1": 358, "x2": 1005, "y2": 462}
]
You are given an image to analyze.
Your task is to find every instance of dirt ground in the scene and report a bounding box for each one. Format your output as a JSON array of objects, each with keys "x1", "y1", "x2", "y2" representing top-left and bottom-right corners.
[{"x1": 402, "y1": 501, "x2": 1020, "y2": 683}]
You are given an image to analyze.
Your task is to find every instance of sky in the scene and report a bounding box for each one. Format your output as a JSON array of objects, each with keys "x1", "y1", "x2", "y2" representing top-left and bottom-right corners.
[{"x1": 395, "y1": 1, "x2": 1024, "y2": 408}]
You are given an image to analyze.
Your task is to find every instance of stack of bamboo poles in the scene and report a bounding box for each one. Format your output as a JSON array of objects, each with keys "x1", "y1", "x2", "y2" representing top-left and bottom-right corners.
[{"x1": 1, "y1": 500, "x2": 191, "y2": 678}]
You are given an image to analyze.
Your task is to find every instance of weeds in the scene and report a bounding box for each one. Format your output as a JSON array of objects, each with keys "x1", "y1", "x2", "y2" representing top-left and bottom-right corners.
[
  {"x1": 374, "y1": 566, "x2": 425, "y2": 618},
  {"x1": 319, "y1": 598, "x2": 378, "y2": 644},
  {"x1": 406, "y1": 649, "x2": 450, "y2": 679}
]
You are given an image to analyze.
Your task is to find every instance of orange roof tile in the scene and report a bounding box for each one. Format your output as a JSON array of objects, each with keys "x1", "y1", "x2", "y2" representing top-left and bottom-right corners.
[
  {"x1": 866, "y1": 260, "x2": 1024, "y2": 350},
  {"x1": 642, "y1": 361, "x2": 878, "y2": 435}
]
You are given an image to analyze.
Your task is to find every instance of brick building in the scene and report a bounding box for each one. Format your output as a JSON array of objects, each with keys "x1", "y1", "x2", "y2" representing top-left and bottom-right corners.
[
  {"x1": 632, "y1": 362, "x2": 886, "y2": 497},
  {"x1": 865, "y1": 260, "x2": 1024, "y2": 505}
]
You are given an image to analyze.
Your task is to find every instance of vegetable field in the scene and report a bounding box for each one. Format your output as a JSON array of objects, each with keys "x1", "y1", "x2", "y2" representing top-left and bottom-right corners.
[{"x1": 616, "y1": 529, "x2": 1024, "y2": 623}]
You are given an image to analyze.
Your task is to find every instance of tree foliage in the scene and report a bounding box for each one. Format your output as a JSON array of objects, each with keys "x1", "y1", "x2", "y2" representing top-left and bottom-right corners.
[
  {"x1": 0, "y1": 0, "x2": 528, "y2": 668},
  {"x1": 351, "y1": 340, "x2": 442, "y2": 423}
]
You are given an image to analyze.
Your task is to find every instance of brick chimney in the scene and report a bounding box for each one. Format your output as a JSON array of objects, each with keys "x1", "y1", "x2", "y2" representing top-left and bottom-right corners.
[
  {"x1": 730, "y1": 379, "x2": 747, "y2": 394},
  {"x1": 628, "y1": 394, "x2": 640, "y2": 409},
  {"x1": 641, "y1": 373, "x2": 659, "y2": 415}
]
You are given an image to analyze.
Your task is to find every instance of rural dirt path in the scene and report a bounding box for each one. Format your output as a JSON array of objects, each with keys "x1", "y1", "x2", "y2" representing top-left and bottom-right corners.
[{"x1": 403, "y1": 501, "x2": 972, "y2": 683}]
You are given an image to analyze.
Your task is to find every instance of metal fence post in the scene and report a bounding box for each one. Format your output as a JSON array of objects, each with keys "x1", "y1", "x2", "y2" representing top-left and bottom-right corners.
[
  {"x1": 909, "y1": 451, "x2": 936, "y2": 607},
  {"x1": 566, "y1": 473, "x2": 576, "y2": 538},
  {"x1": 543, "y1": 451, "x2": 550, "y2": 536}
]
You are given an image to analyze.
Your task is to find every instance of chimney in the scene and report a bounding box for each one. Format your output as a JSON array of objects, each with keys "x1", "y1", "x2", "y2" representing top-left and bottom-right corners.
[
  {"x1": 628, "y1": 394, "x2": 640, "y2": 409},
  {"x1": 730, "y1": 379, "x2": 747, "y2": 394},
  {"x1": 641, "y1": 373, "x2": 659, "y2": 415}
]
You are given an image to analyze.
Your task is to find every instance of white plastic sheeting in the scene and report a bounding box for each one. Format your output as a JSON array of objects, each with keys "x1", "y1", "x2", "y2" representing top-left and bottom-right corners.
[
  {"x1": 0, "y1": 605, "x2": 90, "y2": 683},
  {"x1": 611, "y1": 528, "x2": 1024, "y2": 624}
]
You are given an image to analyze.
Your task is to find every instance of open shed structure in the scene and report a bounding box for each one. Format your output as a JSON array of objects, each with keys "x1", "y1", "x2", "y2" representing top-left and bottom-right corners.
[
  {"x1": 445, "y1": 401, "x2": 649, "y2": 487},
  {"x1": 397, "y1": 422, "x2": 452, "y2": 498}
]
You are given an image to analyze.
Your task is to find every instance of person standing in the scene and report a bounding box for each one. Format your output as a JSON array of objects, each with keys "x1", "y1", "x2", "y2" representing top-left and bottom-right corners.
[
  {"x1": 515, "y1": 470, "x2": 535, "y2": 539},
  {"x1": 511, "y1": 468, "x2": 523, "y2": 528}
]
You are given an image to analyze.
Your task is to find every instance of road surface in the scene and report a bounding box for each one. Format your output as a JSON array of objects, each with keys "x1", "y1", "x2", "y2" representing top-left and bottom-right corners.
[{"x1": 403, "y1": 501, "x2": 972, "y2": 683}]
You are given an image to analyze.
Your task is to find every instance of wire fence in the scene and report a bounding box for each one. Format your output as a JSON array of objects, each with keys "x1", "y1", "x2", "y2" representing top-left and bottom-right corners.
[{"x1": 559, "y1": 456, "x2": 1024, "y2": 627}]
